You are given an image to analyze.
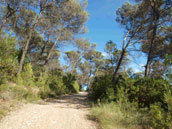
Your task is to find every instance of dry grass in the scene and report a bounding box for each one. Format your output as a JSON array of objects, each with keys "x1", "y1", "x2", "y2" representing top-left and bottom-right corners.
[
  {"x1": 91, "y1": 102, "x2": 147, "y2": 129},
  {"x1": 0, "y1": 83, "x2": 40, "y2": 120}
]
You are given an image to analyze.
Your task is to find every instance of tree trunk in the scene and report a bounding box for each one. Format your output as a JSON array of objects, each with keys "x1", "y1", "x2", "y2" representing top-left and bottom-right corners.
[
  {"x1": 87, "y1": 70, "x2": 93, "y2": 90},
  {"x1": 44, "y1": 32, "x2": 61, "y2": 65},
  {"x1": 112, "y1": 48, "x2": 126, "y2": 82},
  {"x1": 145, "y1": 51, "x2": 152, "y2": 77},
  {"x1": 145, "y1": 2, "x2": 159, "y2": 77},
  {"x1": 17, "y1": 10, "x2": 43, "y2": 75}
]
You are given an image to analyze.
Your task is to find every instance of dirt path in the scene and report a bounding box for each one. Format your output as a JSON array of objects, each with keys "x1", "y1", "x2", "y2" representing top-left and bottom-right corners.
[{"x1": 0, "y1": 92, "x2": 97, "y2": 129}]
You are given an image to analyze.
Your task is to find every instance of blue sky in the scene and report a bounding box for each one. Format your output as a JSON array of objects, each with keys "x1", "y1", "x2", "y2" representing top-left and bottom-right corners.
[
  {"x1": 83, "y1": 0, "x2": 146, "y2": 72},
  {"x1": 84, "y1": 0, "x2": 126, "y2": 50}
]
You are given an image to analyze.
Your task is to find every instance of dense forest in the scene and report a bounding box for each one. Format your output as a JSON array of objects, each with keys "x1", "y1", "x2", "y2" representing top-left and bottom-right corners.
[{"x1": 0, "y1": 0, "x2": 172, "y2": 129}]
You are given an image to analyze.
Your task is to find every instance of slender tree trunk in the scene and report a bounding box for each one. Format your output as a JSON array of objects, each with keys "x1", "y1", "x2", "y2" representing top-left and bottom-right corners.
[
  {"x1": 87, "y1": 67, "x2": 99, "y2": 89},
  {"x1": 145, "y1": 50, "x2": 152, "y2": 77},
  {"x1": 144, "y1": 24, "x2": 158, "y2": 77},
  {"x1": 87, "y1": 70, "x2": 93, "y2": 89},
  {"x1": 17, "y1": 10, "x2": 43, "y2": 75},
  {"x1": 145, "y1": 2, "x2": 159, "y2": 77},
  {"x1": 112, "y1": 30, "x2": 130, "y2": 82},
  {"x1": 112, "y1": 48, "x2": 126, "y2": 82},
  {"x1": 44, "y1": 32, "x2": 61, "y2": 65}
]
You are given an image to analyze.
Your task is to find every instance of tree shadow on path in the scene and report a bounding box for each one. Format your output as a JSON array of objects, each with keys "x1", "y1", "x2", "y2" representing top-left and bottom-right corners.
[{"x1": 44, "y1": 92, "x2": 91, "y2": 110}]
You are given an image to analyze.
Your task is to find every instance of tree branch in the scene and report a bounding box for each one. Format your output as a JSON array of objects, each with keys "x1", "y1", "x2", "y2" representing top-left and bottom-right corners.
[{"x1": 123, "y1": 30, "x2": 130, "y2": 49}]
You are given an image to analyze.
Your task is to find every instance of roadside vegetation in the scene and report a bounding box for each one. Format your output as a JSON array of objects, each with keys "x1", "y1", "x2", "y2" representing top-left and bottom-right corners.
[
  {"x1": 88, "y1": 1, "x2": 172, "y2": 129},
  {"x1": 0, "y1": 0, "x2": 86, "y2": 119},
  {"x1": 0, "y1": 0, "x2": 172, "y2": 129},
  {"x1": 89, "y1": 74, "x2": 172, "y2": 129}
]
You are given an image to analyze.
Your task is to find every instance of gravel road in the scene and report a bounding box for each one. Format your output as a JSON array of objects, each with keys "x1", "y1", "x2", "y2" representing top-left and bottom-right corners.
[{"x1": 0, "y1": 92, "x2": 97, "y2": 129}]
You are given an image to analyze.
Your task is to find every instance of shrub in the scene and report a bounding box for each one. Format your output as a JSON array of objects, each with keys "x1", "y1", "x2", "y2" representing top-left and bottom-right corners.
[
  {"x1": 73, "y1": 81, "x2": 80, "y2": 93},
  {"x1": 127, "y1": 78, "x2": 171, "y2": 108},
  {"x1": 39, "y1": 70, "x2": 67, "y2": 98},
  {"x1": 48, "y1": 76, "x2": 66, "y2": 96},
  {"x1": 20, "y1": 63, "x2": 35, "y2": 86},
  {"x1": 148, "y1": 103, "x2": 172, "y2": 129},
  {"x1": 39, "y1": 85, "x2": 52, "y2": 99},
  {"x1": 35, "y1": 72, "x2": 48, "y2": 87},
  {"x1": 147, "y1": 91, "x2": 172, "y2": 129},
  {"x1": 89, "y1": 75, "x2": 115, "y2": 102},
  {"x1": 90, "y1": 75, "x2": 172, "y2": 129},
  {"x1": 63, "y1": 73, "x2": 79, "y2": 94}
]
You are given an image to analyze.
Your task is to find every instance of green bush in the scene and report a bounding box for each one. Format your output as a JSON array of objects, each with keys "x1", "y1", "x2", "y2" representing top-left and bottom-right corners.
[
  {"x1": 116, "y1": 76, "x2": 172, "y2": 128},
  {"x1": 20, "y1": 63, "x2": 35, "y2": 86},
  {"x1": 147, "y1": 91, "x2": 172, "y2": 129},
  {"x1": 39, "y1": 70, "x2": 67, "y2": 98},
  {"x1": 73, "y1": 81, "x2": 80, "y2": 93},
  {"x1": 35, "y1": 72, "x2": 51, "y2": 99},
  {"x1": 148, "y1": 103, "x2": 172, "y2": 129},
  {"x1": 89, "y1": 75, "x2": 172, "y2": 129},
  {"x1": 39, "y1": 85, "x2": 52, "y2": 99},
  {"x1": 35, "y1": 72, "x2": 48, "y2": 87},
  {"x1": 127, "y1": 78, "x2": 171, "y2": 108},
  {"x1": 89, "y1": 75, "x2": 115, "y2": 102},
  {"x1": 48, "y1": 76, "x2": 66, "y2": 96},
  {"x1": 63, "y1": 73, "x2": 79, "y2": 94},
  {"x1": 114, "y1": 76, "x2": 172, "y2": 108}
]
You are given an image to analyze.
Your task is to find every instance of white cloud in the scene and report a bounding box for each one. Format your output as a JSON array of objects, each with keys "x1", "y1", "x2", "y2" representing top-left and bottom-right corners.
[
  {"x1": 102, "y1": 52, "x2": 108, "y2": 57},
  {"x1": 129, "y1": 63, "x2": 145, "y2": 73},
  {"x1": 133, "y1": 68, "x2": 141, "y2": 73}
]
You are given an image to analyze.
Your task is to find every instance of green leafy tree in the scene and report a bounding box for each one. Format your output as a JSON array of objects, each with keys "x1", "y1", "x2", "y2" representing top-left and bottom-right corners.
[
  {"x1": 134, "y1": 0, "x2": 172, "y2": 77},
  {"x1": 114, "y1": 2, "x2": 146, "y2": 82},
  {"x1": 0, "y1": 35, "x2": 17, "y2": 83},
  {"x1": 64, "y1": 51, "x2": 81, "y2": 74}
]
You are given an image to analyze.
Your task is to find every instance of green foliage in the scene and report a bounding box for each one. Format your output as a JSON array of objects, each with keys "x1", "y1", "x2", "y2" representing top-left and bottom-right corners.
[
  {"x1": 48, "y1": 75, "x2": 66, "y2": 96},
  {"x1": 20, "y1": 63, "x2": 35, "y2": 86},
  {"x1": 89, "y1": 75, "x2": 172, "y2": 129},
  {"x1": 38, "y1": 71, "x2": 80, "y2": 99},
  {"x1": 73, "y1": 81, "x2": 80, "y2": 93},
  {"x1": 127, "y1": 78, "x2": 171, "y2": 108},
  {"x1": 0, "y1": 36, "x2": 17, "y2": 84},
  {"x1": 63, "y1": 73, "x2": 79, "y2": 94},
  {"x1": 147, "y1": 91, "x2": 172, "y2": 129},
  {"x1": 148, "y1": 103, "x2": 172, "y2": 129},
  {"x1": 35, "y1": 72, "x2": 48, "y2": 87},
  {"x1": 39, "y1": 70, "x2": 66, "y2": 98},
  {"x1": 35, "y1": 72, "x2": 52, "y2": 99},
  {"x1": 116, "y1": 76, "x2": 172, "y2": 128},
  {"x1": 89, "y1": 75, "x2": 115, "y2": 102},
  {"x1": 39, "y1": 85, "x2": 52, "y2": 99},
  {"x1": 165, "y1": 54, "x2": 172, "y2": 84}
]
